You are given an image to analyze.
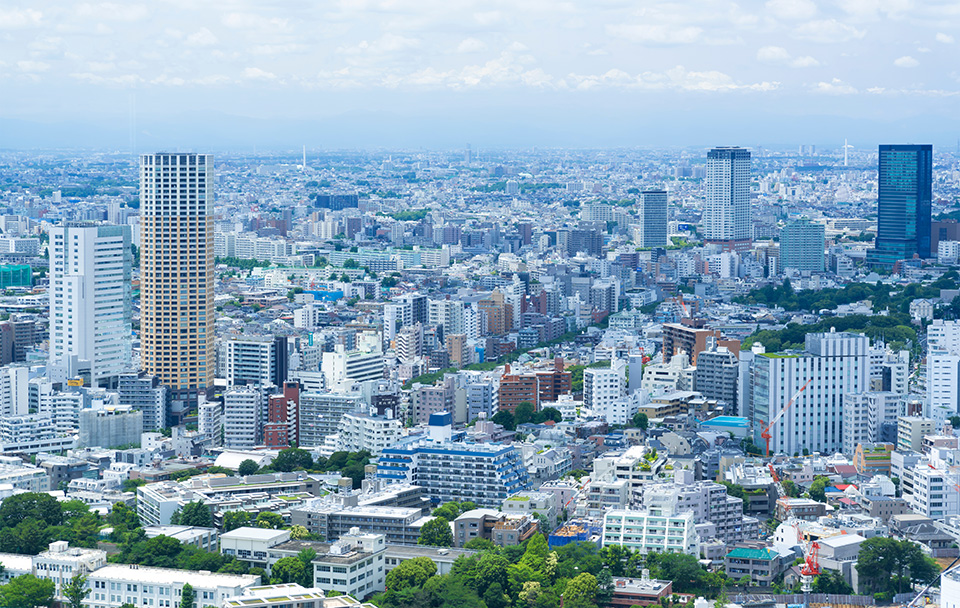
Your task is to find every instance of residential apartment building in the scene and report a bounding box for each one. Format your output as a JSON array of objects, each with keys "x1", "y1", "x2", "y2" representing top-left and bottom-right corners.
[
  {"x1": 376, "y1": 413, "x2": 529, "y2": 506},
  {"x1": 48, "y1": 223, "x2": 132, "y2": 388},
  {"x1": 139, "y1": 153, "x2": 215, "y2": 422},
  {"x1": 602, "y1": 508, "x2": 699, "y2": 556}
]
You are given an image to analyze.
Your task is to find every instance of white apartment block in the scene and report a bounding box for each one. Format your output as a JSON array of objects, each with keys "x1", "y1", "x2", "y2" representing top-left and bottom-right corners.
[
  {"x1": 199, "y1": 399, "x2": 223, "y2": 445},
  {"x1": 223, "y1": 385, "x2": 271, "y2": 450},
  {"x1": 584, "y1": 359, "x2": 627, "y2": 423},
  {"x1": 0, "y1": 364, "x2": 29, "y2": 418},
  {"x1": 908, "y1": 465, "x2": 960, "y2": 520},
  {"x1": 321, "y1": 345, "x2": 384, "y2": 390},
  {"x1": 218, "y1": 336, "x2": 280, "y2": 387},
  {"x1": 338, "y1": 410, "x2": 403, "y2": 456},
  {"x1": 602, "y1": 508, "x2": 699, "y2": 556},
  {"x1": 48, "y1": 223, "x2": 132, "y2": 388},
  {"x1": 939, "y1": 240, "x2": 960, "y2": 265},
  {"x1": 299, "y1": 391, "x2": 364, "y2": 448},
  {"x1": 0, "y1": 541, "x2": 259, "y2": 608},
  {"x1": 0, "y1": 455, "x2": 51, "y2": 491},
  {"x1": 751, "y1": 331, "x2": 869, "y2": 456},
  {"x1": 641, "y1": 470, "x2": 752, "y2": 544},
  {"x1": 842, "y1": 391, "x2": 903, "y2": 455}
]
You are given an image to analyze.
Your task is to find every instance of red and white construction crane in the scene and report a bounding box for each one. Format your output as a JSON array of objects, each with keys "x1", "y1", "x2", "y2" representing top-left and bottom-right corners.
[
  {"x1": 799, "y1": 538, "x2": 821, "y2": 608},
  {"x1": 760, "y1": 379, "x2": 813, "y2": 457}
]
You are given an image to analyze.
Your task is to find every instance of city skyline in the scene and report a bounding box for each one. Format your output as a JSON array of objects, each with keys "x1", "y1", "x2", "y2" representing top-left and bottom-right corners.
[{"x1": 2, "y1": 2, "x2": 960, "y2": 149}]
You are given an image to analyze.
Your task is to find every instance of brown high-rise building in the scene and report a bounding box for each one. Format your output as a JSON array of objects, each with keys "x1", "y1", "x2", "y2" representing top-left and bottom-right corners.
[{"x1": 139, "y1": 153, "x2": 214, "y2": 425}]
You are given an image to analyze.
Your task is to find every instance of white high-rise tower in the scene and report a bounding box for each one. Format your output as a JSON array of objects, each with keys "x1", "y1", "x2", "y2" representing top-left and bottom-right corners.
[
  {"x1": 49, "y1": 223, "x2": 132, "y2": 388},
  {"x1": 704, "y1": 146, "x2": 751, "y2": 252}
]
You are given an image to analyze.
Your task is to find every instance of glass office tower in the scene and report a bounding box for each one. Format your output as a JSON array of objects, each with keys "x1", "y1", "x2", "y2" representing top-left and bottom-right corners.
[{"x1": 867, "y1": 144, "x2": 933, "y2": 267}]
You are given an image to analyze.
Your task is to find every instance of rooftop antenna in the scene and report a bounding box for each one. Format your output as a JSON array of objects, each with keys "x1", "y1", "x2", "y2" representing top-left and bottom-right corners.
[{"x1": 843, "y1": 139, "x2": 853, "y2": 167}]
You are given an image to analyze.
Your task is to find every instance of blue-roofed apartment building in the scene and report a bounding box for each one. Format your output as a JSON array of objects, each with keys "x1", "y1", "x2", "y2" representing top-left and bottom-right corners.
[{"x1": 376, "y1": 412, "x2": 530, "y2": 507}]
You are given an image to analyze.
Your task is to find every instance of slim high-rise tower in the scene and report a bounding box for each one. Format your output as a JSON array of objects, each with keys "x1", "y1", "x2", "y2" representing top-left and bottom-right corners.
[
  {"x1": 866, "y1": 144, "x2": 933, "y2": 267},
  {"x1": 704, "y1": 146, "x2": 752, "y2": 252},
  {"x1": 139, "y1": 153, "x2": 214, "y2": 424},
  {"x1": 49, "y1": 223, "x2": 132, "y2": 388},
  {"x1": 637, "y1": 190, "x2": 668, "y2": 247}
]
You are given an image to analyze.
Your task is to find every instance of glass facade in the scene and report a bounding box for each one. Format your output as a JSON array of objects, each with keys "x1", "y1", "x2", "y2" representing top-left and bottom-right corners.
[{"x1": 868, "y1": 144, "x2": 933, "y2": 267}]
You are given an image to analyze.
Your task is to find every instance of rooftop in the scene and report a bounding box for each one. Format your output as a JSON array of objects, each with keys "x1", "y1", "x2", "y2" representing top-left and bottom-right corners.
[
  {"x1": 221, "y1": 527, "x2": 290, "y2": 541},
  {"x1": 91, "y1": 564, "x2": 259, "y2": 588},
  {"x1": 726, "y1": 547, "x2": 777, "y2": 561}
]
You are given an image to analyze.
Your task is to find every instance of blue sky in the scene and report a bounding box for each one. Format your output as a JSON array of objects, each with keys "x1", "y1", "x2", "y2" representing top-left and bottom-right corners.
[{"x1": 1, "y1": 1, "x2": 959, "y2": 149}]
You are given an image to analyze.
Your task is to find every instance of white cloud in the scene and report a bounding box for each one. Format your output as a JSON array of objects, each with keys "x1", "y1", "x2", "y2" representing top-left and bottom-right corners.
[
  {"x1": 838, "y1": 0, "x2": 912, "y2": 20},
  {"x1": 606, "y1": 23, "x2": 703, "y2": 45},
  {"x1": 457, "y1": 38, "x2": 487, "y2": 53},
  {"x1": 813, "y1": 78, "x2": 857, "y2": 94},
  {"x1": 790, "y1": 55, "x2": 820, "y2": 67},
  {"x1": 0, "y1": 8, "x2": 42, "y2": 29},
  {"x1": 243, "y1": 67, "x2": 278, "y2": 80},
  {"x1": 76, "y1": 3, "x2": 148, "y2": 22},
  {"x1": 936, "y1": 32, "x2": 955, "y2": 44},
  {"x1": 222, "y1": 12, "x2": 289, "y2": 32},
  {"x1": 757, "y1": 46, "x2": 791, "y2": 62},
  {"x1": 893, "y1": 55, "x2": 918, "y2": 67},
  {"x1": 185, "y1": 27, "x2": 218, "y2": 47},
  {"x1": 794, "y1": 19, "x2": 865, "y2": 43},
  {"x1": 17, "y1": 60, "x2": 50, "y2": 73},
  {"x1": 757, "y1": 46, "x2": 819, "y2": 67},
  {"x1": 765, "y1": 0, "x2": 818, "y2": 21},
  {"x1": 473, "y1": 11, "x2": 502, "y2": 26}
]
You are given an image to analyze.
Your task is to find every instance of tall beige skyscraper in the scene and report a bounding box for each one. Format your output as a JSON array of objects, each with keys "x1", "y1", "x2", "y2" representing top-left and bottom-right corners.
[{"x1": 139, "y1": 153, "x2": 214, "y2": 424}]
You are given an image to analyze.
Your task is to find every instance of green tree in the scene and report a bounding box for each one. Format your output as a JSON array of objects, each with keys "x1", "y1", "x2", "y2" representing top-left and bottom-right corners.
[
  {"x1": 0, "y1": 575, "x2": 55, "y2": 608},
  {"x1": 596, "y1": 568, "x2": 614, "y2": 605},
  {"x1": 222, "y1": 511, "x2": 251, "y2": 532},
  {"x1": 255, "y1": 511, "x2": 284, "y2": 530},
  {"x1": 515, "y1": 402, "x2": 535, "y2": 426},
  {"x1": 812, "y1": 569, "x2": 853, "y2": 594},
  {"x1": 289, "y1": 525, "x2": 311, "y2": 540},
  {"x1": 238, "y1": 459, "x2": 259, "y2": 476},
  {"x1": 170, "y1": 501, "x2": 213, "y2": 528},
  {"x1": 385, "y1": 556, "x2": 437, "y2": 591},
  {"x1": 464, "y1": 537, "x2": 498, "y2": 551},
  {"x1": 63, "y1": 574, "x2": 90, "y2": 608},
  {"x1": 491, "y1": 410, "x2": 516, "y2": 431},
  {"x1": 519, "y1": 534, "x2": 549, "y2": 572},
  {"x1": 0, "y1": 493, "x2": 63, "y2": 528},
  {"x1": 808, "y1": 476, "x2": 829, "y2": 503},
  {"x1": 270, "y1": 557, "x2": 307, "y2": 586},
  {"x1": 563, "y1": 573, "x2": 597, "y2": 605},
  {"x1": 632, "y1": 412, "x2": 648, "y2": 430},
  {"x1": 418, "y1": 517, "x2": 453, "y2": 547},
  {"x1": 482, "y1": 582, "x2": 509, "y2": 608},
  {"x1": 856, "y1": 537, "x2": 939, "y2": 595},
  {"x1": 272, "y1": 448, "x2": 314, "y2": 472},
  {"x1": 343, "y1": 259, "x2": 359, "y2": 268},
  {"x1": 180, "y1": 583, "x2": 195, "y2": 608}
]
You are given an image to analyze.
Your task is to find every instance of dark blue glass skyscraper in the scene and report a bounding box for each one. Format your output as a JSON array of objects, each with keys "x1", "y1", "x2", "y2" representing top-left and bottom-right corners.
[{"x1": 867, "y1": 144, "x2": 932, "y2": 267}]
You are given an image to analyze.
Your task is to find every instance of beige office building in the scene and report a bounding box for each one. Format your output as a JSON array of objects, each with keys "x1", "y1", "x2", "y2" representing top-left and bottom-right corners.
[{"x1": 139, "y1": 153, "x2": 214, "y2": 423}]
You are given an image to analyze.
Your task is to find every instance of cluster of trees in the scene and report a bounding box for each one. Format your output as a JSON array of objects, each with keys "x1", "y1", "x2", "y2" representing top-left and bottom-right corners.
[
  {"x1": 856, "y1": 537, "x2": 939, "y2": 600},
  {"x1": 735, "y1": 275, "x2": 957, "y2": 316},
  {"x1": 0, "y1": 493, "x2": 101, "y2": 554},
  {"x1": 227, "y1": 448, "x2": 371, "y2": 489},
  {"x1": 214, "y1": 256, "x2": 273, "y2": 270},
  {"x1": 110, "y1": 528, "x2": 255, "y2": 576},
  {"x1": 491, "y1": 405, "x2": 562, "y2": 431},
  {"x1": 743, "y1": 313, "x2": 916, "y2": 353},
  {"x1": 418, "y1": 502, "x2": 482, "y2": 547},
  {"x1": 375, "y1": 536, "x2": 725, "y2": 608}
]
